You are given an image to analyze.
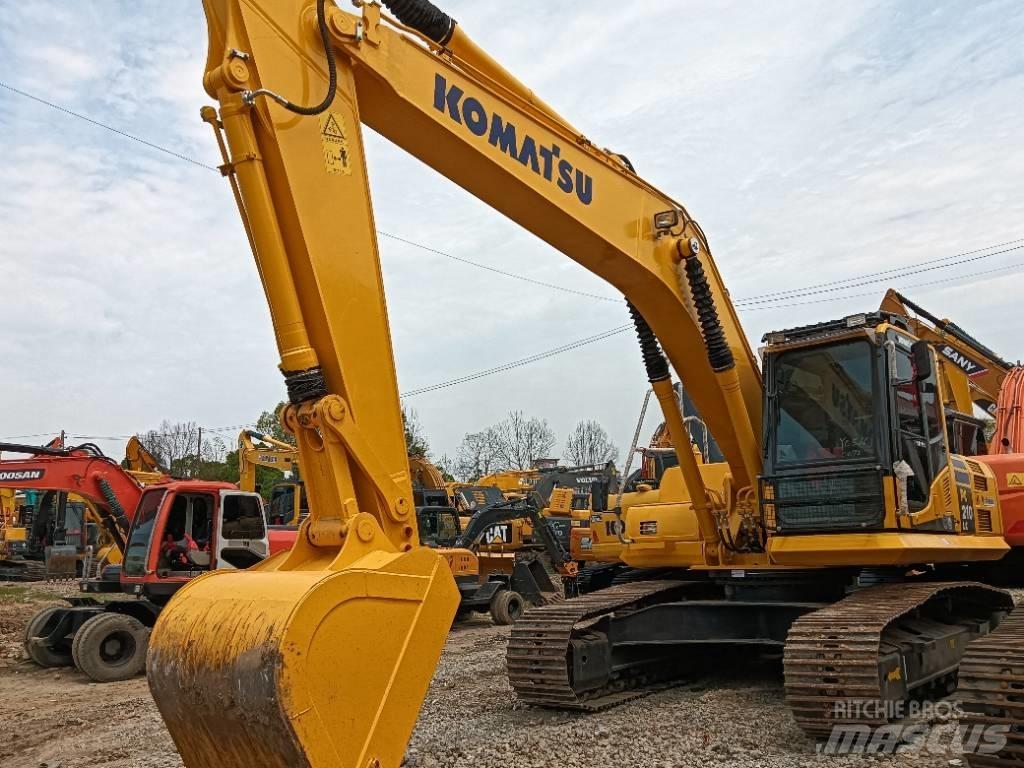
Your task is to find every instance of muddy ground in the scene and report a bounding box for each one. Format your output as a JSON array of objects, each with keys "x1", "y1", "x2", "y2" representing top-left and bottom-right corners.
[{"x1": 0, "y1": 580, "x2": 1006, "y2": 768}]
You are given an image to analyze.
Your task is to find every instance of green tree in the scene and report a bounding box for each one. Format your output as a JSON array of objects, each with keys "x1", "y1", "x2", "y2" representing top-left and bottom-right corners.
[
  {"x1": 256, "y1": 402, "x2": 296, "y2": 446},
  {"x1": 402, "y1": 404, "x2": 430, "y2": 457}
]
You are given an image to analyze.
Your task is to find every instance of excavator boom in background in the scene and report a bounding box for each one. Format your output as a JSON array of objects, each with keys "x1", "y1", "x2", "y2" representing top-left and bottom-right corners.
[
  {"x1": 124, "y1": 435, "x2": 169, "y2": 485},
  {"x1": 881, "y1": 288, "x2": 1015, "y2": 416},
  {"x1": 143, "y1": 3, "x2": 1023, "y2": 767},
  {"x1": 237, "y1": 428, "x2": 304, "y2": 523},
  {"x1": 880, "y1": 290, "x2": 1024, "y2": 552}
]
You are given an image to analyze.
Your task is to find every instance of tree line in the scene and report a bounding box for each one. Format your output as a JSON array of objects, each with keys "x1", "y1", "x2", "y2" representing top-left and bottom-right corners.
[
  {"x1": 442, "y1": 411, "x2": 618, "y2": 482},
  {"x1": 135, "y1": 403, "x2": 619, "y2": 492}
]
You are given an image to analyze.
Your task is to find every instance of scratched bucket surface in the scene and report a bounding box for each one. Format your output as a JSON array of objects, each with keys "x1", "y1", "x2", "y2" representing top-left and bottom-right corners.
[{"x1": 147, "y1": 545, "x2": 458, "y2": 768}]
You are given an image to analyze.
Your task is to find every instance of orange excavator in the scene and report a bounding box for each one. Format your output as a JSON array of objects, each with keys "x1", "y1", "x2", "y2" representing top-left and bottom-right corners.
[
  {"x1": 6, "y1": 440, "x2": 269, "y2": 682},
  {"x1": 0, "y1": 440, "x2": 143, "y2": 576}
]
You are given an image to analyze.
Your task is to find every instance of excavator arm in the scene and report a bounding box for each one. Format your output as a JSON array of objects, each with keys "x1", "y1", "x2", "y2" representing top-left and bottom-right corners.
[
  {"x1": 148, "y1": 3, "x2": 765, "y2": 767},
  {"x1": 881, "y1": 288, "x2": 1015, "y2": 414},
  {"x1": 237, "y1": 428, "x2": 299, "y2": 492},
  {"x1": 0, "y1": 442, "x2": 145, "y2": 555},
  {"x1": 124, "y1": 435, "x2": 167, "y2": 484},
  {"x1": 457, "y1": 496, "x2": 575, "y2": 576}
]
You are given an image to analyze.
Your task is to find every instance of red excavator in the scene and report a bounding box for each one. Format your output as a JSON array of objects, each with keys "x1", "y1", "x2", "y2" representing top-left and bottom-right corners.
[
  {"x1": 981, "y1": 367, "x2": 1024, "y2": 551},
  {"x1": 4, "y1": 441, "x2": 269, "y2": 682}
]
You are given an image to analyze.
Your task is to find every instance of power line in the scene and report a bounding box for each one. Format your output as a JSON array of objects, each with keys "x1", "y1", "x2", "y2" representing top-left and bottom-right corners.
[
  {"x1": 734, "y1": 243, "x2": 1024, "y2": 307},
  {"x1": 3, "y1": 80, "x2": 1020, "y2": 407},
  {"x1": 4, "y1": 258, "x2": 1019, "y2": 431},
  {"x1": 5, "y1": 80, "x2": 1022, "y2": 313},
  {"x1": 1, "y1": 81, "x2": 622, "y2": 304},
  {"x1": 401, "y1": 263, "x2": 1024, "y2": 397},
  {"x1": 401, "y1": 325, "x2": 634, "y2": 397},
  {"x1": 378, "y1": 231, "x2": 619, "y2": 303},
  {"x1": 0, "y1": 423, "x2": 256, "y2": 444},
  {"x1": 0, "y1": 81, "x2": 218, "y2": 171},
  {"x1": 740, "y1": 261, "x2": 1024, "y2": 311},
  {"x1": 733, "y1": 237, "x2": 1024, "y2": 303},
  {"x1": 0, "y1": 432, "x2": 64, "y2": 441}
]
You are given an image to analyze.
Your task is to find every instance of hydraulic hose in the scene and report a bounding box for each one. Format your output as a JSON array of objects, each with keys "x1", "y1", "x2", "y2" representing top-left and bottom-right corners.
[
  {"x1": 244, "y1": 0, "x2": 337, "y2": 116},
  {"x1": 681, "y1": 248, "x2": 734, "y2": 373},
  {"x1": 678, "y1": 239, "x2": 762, "y2": 485},
  {"x1": 381, "y1": 0, "x2": 457, "y2": 45},
  {"x1": 625, "y1": 301, "x2": 718, "y2": 550},
  {"x1": 627, "y1": 301, "x2": 670, "y2": 383}
]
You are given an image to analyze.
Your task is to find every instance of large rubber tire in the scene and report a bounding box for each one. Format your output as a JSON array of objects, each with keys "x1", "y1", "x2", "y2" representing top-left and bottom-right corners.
[
  {"x1": 23, "y1": 606, "x2": 73, "y2": 668},
  {"x1": 490, "y1": 590, "x2": 525, "y2": 626},
  {"x1": 71, "y1": 612, "x2": 149, "y2": 683}
]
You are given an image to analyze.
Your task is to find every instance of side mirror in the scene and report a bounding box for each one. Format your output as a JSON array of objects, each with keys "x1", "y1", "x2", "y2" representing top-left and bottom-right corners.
[{"x1": 911, "y1": 340, "x2": 933, "y2": 381}]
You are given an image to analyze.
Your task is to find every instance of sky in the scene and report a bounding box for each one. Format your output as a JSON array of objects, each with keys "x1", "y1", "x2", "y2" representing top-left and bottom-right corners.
[{"x1": 0, "y1": 1, "x2": 1022, "y2": 468}]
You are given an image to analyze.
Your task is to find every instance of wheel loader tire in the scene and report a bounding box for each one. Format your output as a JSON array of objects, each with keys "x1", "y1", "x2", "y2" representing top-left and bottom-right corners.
[
  {"x1": 490, "y1": 589, "x2": 525, "y2": 625},
  {"x1": 23, "y1": 606, "x2": 73, "y2": 668},
  {"x1": 72, "y1": 612, "x2": 149, "y2": 682}
]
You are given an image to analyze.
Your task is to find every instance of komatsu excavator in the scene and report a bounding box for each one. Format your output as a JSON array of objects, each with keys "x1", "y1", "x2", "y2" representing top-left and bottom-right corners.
[{"x1": 144, "y1": 2, "x2": 1024, "y2": 766}]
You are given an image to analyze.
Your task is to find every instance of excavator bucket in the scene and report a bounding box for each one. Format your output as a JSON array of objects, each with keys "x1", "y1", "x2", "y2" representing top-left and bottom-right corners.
[{"x1": 147, "y1": 519, "x2": 458, "y2": 768}]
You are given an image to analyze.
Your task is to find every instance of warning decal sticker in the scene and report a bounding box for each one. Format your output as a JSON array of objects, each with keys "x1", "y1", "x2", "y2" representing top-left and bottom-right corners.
[
  {"x1": 319, "y1": 112, "x2": 351, "y2": 175},
  {"x1": 1009, "y1": 473, "x2": 1024, "y2": 488}
]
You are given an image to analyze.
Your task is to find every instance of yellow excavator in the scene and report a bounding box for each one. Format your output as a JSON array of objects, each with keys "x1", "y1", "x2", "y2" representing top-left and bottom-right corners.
[
  {"x1": 144, "y1": 3, "x2": 1023, "y2": 766},
  {"x1": 237, "y1": 428, "x2": 304, "y2": 523},
  {"x1": 880, "y1": 289, "x2": 1014, "y2": 447},
  {"x1": 123, "y1": 435, "x2": 169, "y2": 485}
]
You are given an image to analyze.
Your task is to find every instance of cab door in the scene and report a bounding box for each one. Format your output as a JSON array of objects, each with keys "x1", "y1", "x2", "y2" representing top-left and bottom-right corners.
[{"x1": 215, "y1": 490, "x2": 268, "y2": 569}]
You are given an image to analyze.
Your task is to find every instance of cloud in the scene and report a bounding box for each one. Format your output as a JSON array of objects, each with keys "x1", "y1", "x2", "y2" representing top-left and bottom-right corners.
[{"x1": 0, "y1": 0, "x2": 1021, "y2": 465}]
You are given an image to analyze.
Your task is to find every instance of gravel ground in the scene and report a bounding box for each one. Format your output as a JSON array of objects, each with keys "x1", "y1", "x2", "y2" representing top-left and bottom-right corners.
[{"x1": 1, "y1": 580, "x2": 1017, "y2": 768}]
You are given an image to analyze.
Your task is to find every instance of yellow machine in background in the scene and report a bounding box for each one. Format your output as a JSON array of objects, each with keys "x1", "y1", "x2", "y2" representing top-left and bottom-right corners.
[
  {"x1": 237, "y1": 429, "x2": 303, "y2": 523},
  {"x1": 881, "y1": 289, "x2": 1014, "y2": 417},
  {"x1": 0, "y1": 489, "x2": 22, "y2": 556},
  {"x1": 144, "y1": 3, "x2": 1022, "y2": 767},
  {"x1": 123, "y1": 436, "x2": 168, "y2": 485}
]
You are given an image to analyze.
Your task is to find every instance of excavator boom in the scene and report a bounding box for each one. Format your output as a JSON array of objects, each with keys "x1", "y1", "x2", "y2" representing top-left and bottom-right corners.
[
  {"x1": 149, "y1": 2, "x2": 762, "y2": 765},
  {"x1": 881, "y1": 288, "x2": 1015, "y2": 415}
]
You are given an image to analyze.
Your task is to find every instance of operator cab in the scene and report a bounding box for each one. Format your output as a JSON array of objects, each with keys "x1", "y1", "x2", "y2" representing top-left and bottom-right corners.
[
  {"x1": 416, "y1": 506, "x2": 462, "y2": 548},
  {"x1": 121, "y1": 485, "x2": 268, "y2": 599},
  {"x1": 267, "y1": 480, "x2": 307, "y2": 526},
  {"x1": 760, "y1": 311, "x2": 996, "y2": 536}
]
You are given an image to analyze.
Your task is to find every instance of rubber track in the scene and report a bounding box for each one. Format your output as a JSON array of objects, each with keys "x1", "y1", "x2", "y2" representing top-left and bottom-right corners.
[
  {"x1": 506, "y1": 580, "x2": 690, "y2": 710},
  {"x1": 784, "y1": 581, "x2": 1010, "y2": 738},
  {"x1": 958, "y1": 606, "x2": 1024, "y2": 768}
]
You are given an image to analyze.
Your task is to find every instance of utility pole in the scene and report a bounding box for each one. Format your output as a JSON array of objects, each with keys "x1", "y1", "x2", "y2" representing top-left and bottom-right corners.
[{"x1": 196, "y1": 427, "x2": 203, "y2": 478}]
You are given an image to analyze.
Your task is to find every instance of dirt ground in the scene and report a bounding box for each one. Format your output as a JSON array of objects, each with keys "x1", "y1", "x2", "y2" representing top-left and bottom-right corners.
[{"x1": 0, "y1": 580, "x2": 1006, "y2": 768}]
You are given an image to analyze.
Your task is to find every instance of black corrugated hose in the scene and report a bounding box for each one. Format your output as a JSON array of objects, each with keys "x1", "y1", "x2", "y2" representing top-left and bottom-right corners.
[
  {"x1": 381, "y1": 0, "x2": 457, "y2": 44},
  {"x1": 627, "y1": 301, "x2": 670, "y2": 383},
  {"x1": 683, "y1": 255, "x2": 735, "y2": 373}
]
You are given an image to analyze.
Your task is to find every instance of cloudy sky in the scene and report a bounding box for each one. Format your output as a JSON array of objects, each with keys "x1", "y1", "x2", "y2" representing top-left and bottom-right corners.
[{"x1": 1, "y1": 1, "x2": 1022, "y2": 467}]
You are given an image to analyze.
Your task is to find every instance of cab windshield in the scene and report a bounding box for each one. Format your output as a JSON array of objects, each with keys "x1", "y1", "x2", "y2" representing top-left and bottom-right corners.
[
  {"x1": 123, "y1": 489, "x2": 167, "y2": 577},
  {"x1": 773, "y1": 340, "x2": 877, "y2": 465}
]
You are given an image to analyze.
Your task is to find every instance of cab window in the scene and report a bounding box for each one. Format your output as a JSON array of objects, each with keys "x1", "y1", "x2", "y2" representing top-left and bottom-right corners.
[{"x1": 158, "y1": 493, "x2": 215, "y2": 574}]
